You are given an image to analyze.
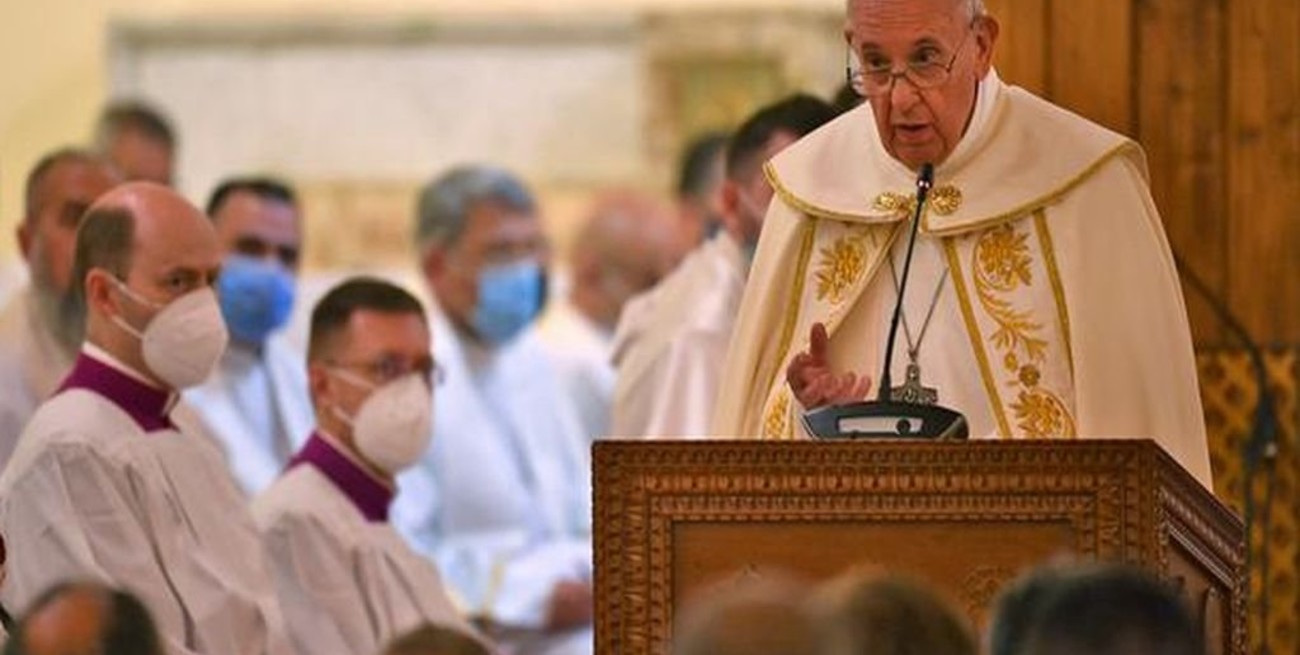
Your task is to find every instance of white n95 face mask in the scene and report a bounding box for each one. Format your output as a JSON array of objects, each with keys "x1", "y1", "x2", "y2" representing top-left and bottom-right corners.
[
  {"x1": 330, "y1": 371, "x2": 433, "y2": 475},
  {"x1": 112, "y1": 282, "x2": 229, "y2": 390}
]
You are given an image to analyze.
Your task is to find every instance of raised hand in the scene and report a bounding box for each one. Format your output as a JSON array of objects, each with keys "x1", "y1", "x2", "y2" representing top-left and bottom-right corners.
[{"x1": 785, "y1": 322, "x2": 872, "y2": 409}]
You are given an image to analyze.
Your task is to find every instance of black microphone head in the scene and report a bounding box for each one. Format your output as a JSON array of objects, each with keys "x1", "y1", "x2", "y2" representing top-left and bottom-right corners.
[{"x1": 917, "y1": 163, "x2": 935, "y2": 191}]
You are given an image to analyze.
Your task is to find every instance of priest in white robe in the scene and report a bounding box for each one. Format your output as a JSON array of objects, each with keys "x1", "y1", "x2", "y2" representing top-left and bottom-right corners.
[
  {"x1": 395, "y1": 166, "x2": 592, "y2": 655},
  {"x1": 0, "y1": 149, "x2": 119, "y2": 468},
  {"x1": 185, "y1": 177, "x2": 313, "y2": 495},
  {"x1": 0, "y1": 182, "x2": 292, "y2": 655},
  {"x1": 254, "y1": 278, "x2": 487, "y2": 655},
  {"x1": 712, "y1": 0, "x2": 1211, "y2": 487},
  {"x1": 611, "y1": 95, "x2": 837, "y2": 438},
  {"x1": 539, "y1": 193, "x2": 681, "y2": 443}
]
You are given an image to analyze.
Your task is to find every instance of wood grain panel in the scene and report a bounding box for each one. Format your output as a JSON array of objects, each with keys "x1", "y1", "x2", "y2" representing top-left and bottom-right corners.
[
  {"x1": 1048, "y1": 0, "x2": 1135, "y2": 135},
  {"x1": 1227, "y1": 0, "x2": 1300, "y2": 347},
  {"x1": 983, "y1": 0, "x2": 1048, "y2": 94},
  {"x1": 1135, "y1": 0, "x2": 1229, "y2": 347}
]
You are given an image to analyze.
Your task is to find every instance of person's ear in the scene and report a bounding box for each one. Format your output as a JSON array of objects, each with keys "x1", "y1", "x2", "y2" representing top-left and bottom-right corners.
[
  {"x1": 84, "y1": 268, "x2": 120, "y2": 319},
  {"x1": 973, "y1": 14, "x2": 1000, "y2": 75},
  {"x1": 421, "y1": 245, "x2": 449, "y2": 282},
  {"x1": 307, "y1": 362, "x2": 333, "y2": 412},
  {"x1": 15, "y1": 222, "x2": 33, "y2": 263},
  {"x1": 718, "y1": 179, "x2": 745, "y2": 239}
]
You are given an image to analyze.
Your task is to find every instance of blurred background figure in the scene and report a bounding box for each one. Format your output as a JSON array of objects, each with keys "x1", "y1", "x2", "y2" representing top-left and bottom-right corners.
[
  {"x1": 185, "y1": 176, "x2": 314, "y2": 496},
  {"x1": 672, "y1": 131, "x2": 728, "y2": 250},
  {"x1": 809, "y1": 571, "x2": 977, "y2": 655},
  {"x1": 255, "y1": 278, "x2": 486, "y2": 654},
  {"x1": 672, "y1": 578, "x2": 831, "y2": 655},
  {"x1": 3, "y1": 581, "x2": 162, "y2": 655},
  {"x1": 396, "y1": 165, "x2": 592, "y2": 655},
  {"x1": 538, "y1": 191, "x2": 682, "y2": 443},
  {"x1": 986, "y1": 562, "x2": 1075, "y2": 655},
  {"x1": 612, "y1": 94, "x2": 836, "y2": 438},
  {"x1": 1013, "y1": 564, "x2": 1203, "y2": 655},
  {"x1": 93, "y1": 101, "x2": 175, "y2": 187},
  {"x1": 0, "y1": 148, "x2": 120, "y2": 469},
  {"x1": 383, "y1": 623, "x2": 494, "y2": 655}
]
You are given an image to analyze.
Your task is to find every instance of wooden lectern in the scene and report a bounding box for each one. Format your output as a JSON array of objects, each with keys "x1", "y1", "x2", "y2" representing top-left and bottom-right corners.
[{"x1": 593, "y1": 439, "x2": 1245, "y2": 655}]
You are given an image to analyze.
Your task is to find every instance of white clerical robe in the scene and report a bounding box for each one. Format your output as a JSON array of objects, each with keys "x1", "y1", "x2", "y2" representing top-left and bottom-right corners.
[
  {"x1": 712, "y1": 71, "x2": 1212, "y2": 487},
  {"x1": 0, "y1": 347, "x2": 292, "y2": 655},
  {"x1": 393, "y1": 300, "x2": 591, "y2": 655},
  {"x1": 185, "y1": 335, "x2": 314, "y2": 496},
  {"x1": 0, "y1": 286, "x2": 77, "y2": 469},
  {"x1": 254, "y1": 432, "x2": 485, "y2": 655},
  {"x1": 537, "y1": 298, "x2": 616, "y2": 443},
  {"x1": 610, "y1": 233, "x2": 746, "y2": 438}
]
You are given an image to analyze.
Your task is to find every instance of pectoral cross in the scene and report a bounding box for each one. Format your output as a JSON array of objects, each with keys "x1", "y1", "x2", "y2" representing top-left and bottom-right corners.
[{"x1": 890, "y1": 361, "x2": 938, "y2": 405}]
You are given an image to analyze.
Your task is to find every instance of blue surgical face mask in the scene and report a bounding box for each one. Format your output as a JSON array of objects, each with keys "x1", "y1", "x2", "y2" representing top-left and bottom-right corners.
[
  {"x1": 216, "y1": 254, "x2": 296, "y2": 346},
  {"x1": 471, "y1": 259, "x2": 543, "y2": 346}
]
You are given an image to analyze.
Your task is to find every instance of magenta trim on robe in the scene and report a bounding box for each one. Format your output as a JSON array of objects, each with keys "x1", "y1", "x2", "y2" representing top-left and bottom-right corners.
[
  {"x1": 58, "y1": 352, "x2": 176, "y2": 432},
  {"x1": 288, "y1": 432, "x2": 393, "y2": 523}
]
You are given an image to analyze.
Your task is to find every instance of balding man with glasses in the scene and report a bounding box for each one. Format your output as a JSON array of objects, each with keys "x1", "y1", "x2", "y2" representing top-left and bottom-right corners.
[
  {"x1": 253, "y1": 277, "x2": 488, "y2": 655},
  {"x1": 712, "y1": 0, "x2": 1211, "y2": 488}
]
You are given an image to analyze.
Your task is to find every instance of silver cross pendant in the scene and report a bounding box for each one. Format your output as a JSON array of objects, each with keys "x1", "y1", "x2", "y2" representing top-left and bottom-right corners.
[{"x1": 890, "y1": 361, "x2": 938, "y2": 406}]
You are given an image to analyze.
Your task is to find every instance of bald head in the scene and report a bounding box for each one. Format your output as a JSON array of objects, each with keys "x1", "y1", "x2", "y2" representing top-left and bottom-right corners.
[
  {"x1": 18, "y1": 149, "x2": 120, "y2": 296},
  {"x1": 74, "y1": 182, "x2": 223, "y2": 386},
  {"x1": 674, "y1": 580, "x2": 832, "y2": 655},
  {"x1": 568, "y1": 192, "x2": 682, "y2": 331},
  {"x1": 13, "y1": 582, "x2": 162, "y2": 655}
]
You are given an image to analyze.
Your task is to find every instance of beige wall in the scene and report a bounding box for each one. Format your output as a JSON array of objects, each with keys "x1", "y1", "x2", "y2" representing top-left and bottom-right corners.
[{"x1": 0, "y1": 0, "x2": 841, "y2": 265}]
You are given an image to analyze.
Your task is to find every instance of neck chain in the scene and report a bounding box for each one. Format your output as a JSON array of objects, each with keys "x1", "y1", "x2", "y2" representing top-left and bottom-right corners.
[{"x1": 886, "y1": 252, "x2": 948, "y2": 405}]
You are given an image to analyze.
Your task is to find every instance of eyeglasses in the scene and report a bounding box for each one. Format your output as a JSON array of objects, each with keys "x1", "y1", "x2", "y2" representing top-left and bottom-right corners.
[
  {"x1": 847, "y1": 29, "x2": 973, "y2": 98},
  {"x1": 327, "y1": 355, "x2": 445, "y2": 387}
]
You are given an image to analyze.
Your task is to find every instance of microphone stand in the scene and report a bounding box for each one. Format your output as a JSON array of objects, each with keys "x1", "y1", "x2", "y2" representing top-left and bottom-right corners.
[
  {"x1": 803, "y1": 164, "x2": 968, "y2": 440},
  {"x1": 1174, "y1": 251, "x2": 1278, "y2": 653}
]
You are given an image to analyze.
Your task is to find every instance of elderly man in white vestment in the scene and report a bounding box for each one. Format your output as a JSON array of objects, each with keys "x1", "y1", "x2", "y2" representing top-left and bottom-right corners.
[
  {"x1": 0, "y1": 182, "x2": 293, "y2": 655},
  {"x1": 253, "y1": 277, "x2": 489, "y2": 655},
  {"x1": 185, "y1": 177, "x2": 313, "y2": 495},
  {"x1": 611, "y1": 94, "x2": 837, "y2": 438},
  {"x1": 0, "y1": 149, "x2": 120, "y2": 468},
  {"x1": 394, "y1": 166, "x2": 592, "y2": 655},
  {"x1": 711, "y1": 0, "x2": 1212, "y2": 486},
  {"x1": 538, "y1": 193, "x2": 682, "y2": 443}
]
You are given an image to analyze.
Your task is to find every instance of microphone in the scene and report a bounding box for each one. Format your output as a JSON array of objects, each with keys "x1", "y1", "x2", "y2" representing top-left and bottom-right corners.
[{"x1": 802, "y1": 163, "x2": 969, "y2": 440}]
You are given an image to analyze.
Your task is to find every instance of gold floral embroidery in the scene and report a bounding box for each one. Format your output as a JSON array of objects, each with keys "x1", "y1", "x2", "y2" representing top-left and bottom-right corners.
[
  {"x1": 970, "y1": 222, "x2": 1076, "y2": 438},
  {"x1": 872, "y1": 184, "x2": 963, "y2": 217},
  {"x1": 872, "y1": 191, "x2": 915, "y2": 216},
  {"x1": 763, "y1": 393, "x2": 790, "y2": 438},
  {"x1": 974, "y1": 225, "x2": 1048, "y2": 369},
  {"x1": 1010, "y1": 388, "x2": 1075, "y2": 438},
  {"x1": 977, "y1": 224, "x2": 1033, "y2": 291},
  {"x1": 814, "y1": 232, "x2": 869, "y2": 304},
  {"x1": 930, "y1": 185, "x2": 963, "y2": 216}
]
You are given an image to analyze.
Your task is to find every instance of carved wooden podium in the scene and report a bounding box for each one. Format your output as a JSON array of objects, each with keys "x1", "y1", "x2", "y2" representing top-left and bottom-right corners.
[{"x1": 593, "y1": 439, "x2": 1245, "y2": 655}]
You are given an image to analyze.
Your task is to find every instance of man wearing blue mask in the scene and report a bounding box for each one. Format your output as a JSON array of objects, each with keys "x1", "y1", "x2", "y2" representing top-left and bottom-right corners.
[
  {"x1": 393, "y1": 165, "x2": 592, "y2": 655},
  {"x1": 611, "y1": 94, "x2": 837, "y2": 438},
  {"x1": 184, "y1": 176, "x2": 314, "y2": 496}
]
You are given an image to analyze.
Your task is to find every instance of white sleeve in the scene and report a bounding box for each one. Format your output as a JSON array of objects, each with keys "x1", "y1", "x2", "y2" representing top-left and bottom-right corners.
[
  {"x1": 0, "y1": 441, "x2": 200, "y2": 655},
  {"x1": 634, "y1": 332, "x2": 731, "y2": 438},
  {"x1": 260, "y1": 512, "x2": 371, "y2": 655}
]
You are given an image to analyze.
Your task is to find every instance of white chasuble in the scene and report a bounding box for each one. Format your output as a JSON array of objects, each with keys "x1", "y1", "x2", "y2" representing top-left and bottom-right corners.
[{"x1": 712, "y1": 72, "x2": 1211, "y2": 488}]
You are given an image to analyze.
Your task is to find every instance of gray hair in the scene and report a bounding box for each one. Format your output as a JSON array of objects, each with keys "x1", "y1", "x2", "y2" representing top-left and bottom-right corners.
[
  {"x1": 847, "y1": 0, "x2": 986, "y2": 19},
  {"x1": 413, "y1": 165, "x2": 536, "y2": 252}
]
